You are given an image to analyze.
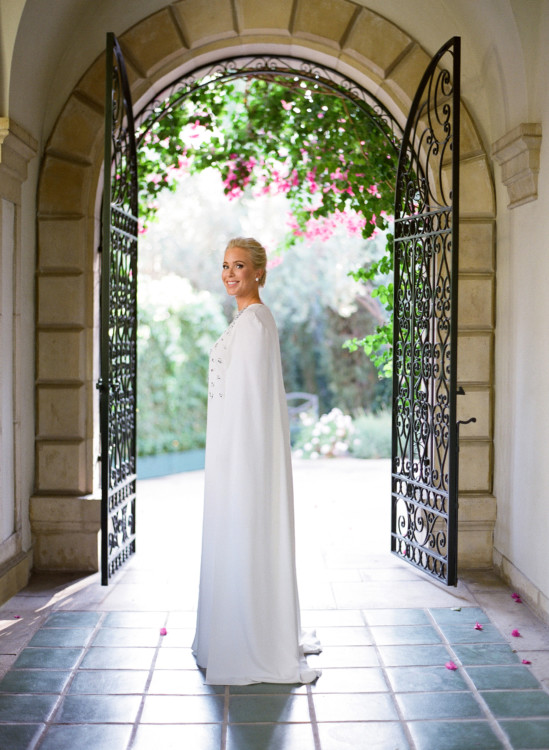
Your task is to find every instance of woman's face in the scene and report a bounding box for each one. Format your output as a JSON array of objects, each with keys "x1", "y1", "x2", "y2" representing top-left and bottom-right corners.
[{"x1": 222, "y1": 247, "x2": 259, "y2": 302}]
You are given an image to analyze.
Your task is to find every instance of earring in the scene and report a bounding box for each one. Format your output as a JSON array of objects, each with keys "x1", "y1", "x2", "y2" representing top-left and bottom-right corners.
[{"x1": 255, "y1": 277, "x2": 260, "y2": 282}]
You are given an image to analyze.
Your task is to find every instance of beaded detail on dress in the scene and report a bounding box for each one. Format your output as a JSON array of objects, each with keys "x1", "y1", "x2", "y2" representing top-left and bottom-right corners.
[{"x1": 208, "y1": 308, "x2": 247, "y2": 399}]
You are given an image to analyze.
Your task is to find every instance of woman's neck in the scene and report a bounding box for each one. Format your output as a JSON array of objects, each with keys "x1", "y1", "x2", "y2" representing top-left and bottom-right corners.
[{"x1": 236, "y1": 294, "x2": 262, "y2": 311}]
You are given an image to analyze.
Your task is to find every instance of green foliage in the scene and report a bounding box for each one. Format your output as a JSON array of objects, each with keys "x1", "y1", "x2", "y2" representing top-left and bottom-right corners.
[
  {"x1": 343, "y1": 321, "x2": 393, "y2": 378},
  {"x1": 293, "y1": 408, "x2": 355, "y2": 459},
  {"x1": 292, "y1": 407, "x2": 391, "y2": 460},
  {"x1": 349, "y1": 410, "x2": 392, "y2": 459},
  {"x1": 137, "y1": 76, "x2": 397, "y2": 378},
  {"x1": 137, "y1": 276, "x2": 226, "y2": 456}
]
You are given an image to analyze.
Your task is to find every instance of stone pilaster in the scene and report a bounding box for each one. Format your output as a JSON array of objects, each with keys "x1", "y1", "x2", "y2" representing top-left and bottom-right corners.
[{"x1": 492, "y1": 123, "x2": 542, "y2": 208}]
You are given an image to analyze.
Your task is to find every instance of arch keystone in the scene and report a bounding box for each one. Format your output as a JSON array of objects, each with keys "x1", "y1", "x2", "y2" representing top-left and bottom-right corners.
[
  {"x1": 173, "y1": 0, "x2": 238, "y2": 47},
  {"x1": 292, "y1": 0, "x2": 357, "y2": 48},
  {"x1": 343, "y1": 7, "x2": 413, "y2": 79},
  {"x1": 121, "y1": 9, "x2": 188, "y2": 79},
  {"x1": 236, "y1": 0, "x2": 293, "y2": 34}
]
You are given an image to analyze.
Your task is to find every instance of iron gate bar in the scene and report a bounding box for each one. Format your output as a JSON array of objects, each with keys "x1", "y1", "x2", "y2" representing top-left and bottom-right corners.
[
  {"x1": 131, "y1": 47, "x2": 461, "y2": 584},
  {"x1": 99, "y1": 33, "x2": 138, "y2": 585},
  {"x1": 391, "y1": 37, "x2": 461, "y2": 586},
  {"x1": 134, "y1": 55, "x2": 403, "y2": 154}
]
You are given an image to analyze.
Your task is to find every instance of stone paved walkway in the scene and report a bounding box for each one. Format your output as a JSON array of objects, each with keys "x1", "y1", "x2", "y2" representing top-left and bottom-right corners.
[{"x1": 1, "y1": 459, "x2": 549, "y2": 749}]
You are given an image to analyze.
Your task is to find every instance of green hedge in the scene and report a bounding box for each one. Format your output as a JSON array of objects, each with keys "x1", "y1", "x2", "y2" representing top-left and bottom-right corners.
[{"x1": 137, "y1": 275, "x2": 226, "y2": 457}]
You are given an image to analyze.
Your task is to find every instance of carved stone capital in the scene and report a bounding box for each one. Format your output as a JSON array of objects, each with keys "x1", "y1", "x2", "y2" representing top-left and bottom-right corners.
[
  {"x1": 0, "y1": 118, "x2": 38, "y2": 202},
  {"x1": 492, "y1": 123, "x2": 542, "y2": 208}
]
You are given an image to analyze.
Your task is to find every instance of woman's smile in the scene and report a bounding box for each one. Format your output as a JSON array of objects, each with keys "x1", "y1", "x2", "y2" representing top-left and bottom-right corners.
[{"x1": 222, "y1": 247, "x2": 262, "y2": 309}]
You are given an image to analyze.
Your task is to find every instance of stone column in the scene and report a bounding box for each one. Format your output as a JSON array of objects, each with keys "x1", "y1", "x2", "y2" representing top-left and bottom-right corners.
[{"x1": 0, "y1": 119, "x2": 38, "y2": 603}]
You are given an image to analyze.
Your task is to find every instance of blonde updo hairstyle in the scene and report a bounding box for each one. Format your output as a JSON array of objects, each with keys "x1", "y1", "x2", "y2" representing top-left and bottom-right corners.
[{"x1": 225, "y1": 236, "x2": 267, "y2": 287}]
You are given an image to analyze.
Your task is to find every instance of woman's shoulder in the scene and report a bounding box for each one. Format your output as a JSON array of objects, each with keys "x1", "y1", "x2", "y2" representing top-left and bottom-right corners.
[
  {"x1": 239, "y1": 303, "x2": 272, "y2": 323},
  {"x1": 236, "y1": 304, "x2": 277, "y2": 338}
]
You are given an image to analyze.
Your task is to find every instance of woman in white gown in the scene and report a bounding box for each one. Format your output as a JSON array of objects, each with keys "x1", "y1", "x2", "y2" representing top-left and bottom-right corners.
[{"x1": 192, "y1": 237, "x2": 321, "y2": 685}]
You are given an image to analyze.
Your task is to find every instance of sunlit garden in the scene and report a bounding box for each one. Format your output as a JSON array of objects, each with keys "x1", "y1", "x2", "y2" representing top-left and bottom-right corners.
[{"x1": 136, "y1": 77, "x2": 396, "y2": 473}]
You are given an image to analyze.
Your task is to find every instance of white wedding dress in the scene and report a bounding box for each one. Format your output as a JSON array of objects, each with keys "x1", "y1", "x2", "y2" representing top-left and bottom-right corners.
[{"x1": 192, "y1": 304, "x2": 321, "y2": 685}]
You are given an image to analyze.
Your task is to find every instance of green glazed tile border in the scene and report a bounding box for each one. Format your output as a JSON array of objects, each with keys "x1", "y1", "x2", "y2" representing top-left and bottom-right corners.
[
  {"x1": 385, "y1": 665, "x2": 469, "y2": 693},
  {"x1": 228, "y1": 693, "x2": 310, "y2": 723},
  {"x1": 13, "y1": 648, "x2": 83, "y2": 670},
  {"x1": 451, "y1": 644, "x2": 520, "y2": 666},
  {"x1": 429, "y1": 607, "x2": 487, "y2": 625},
  {"x1": 363, "y1": 608, "x2": 430, "y2": 627},
  {"x1": 370, "y1": 625, "x2": 442, "y2": 646},
  {"x1": 409, "y1": 720, "x2": 504, "y2": 750},
  {"x1": 481, "y1": 690, "x2": 549, "y2": 718},
  {"x1": 28, "y1": 628, "x2": 94, "y2": 648},
  {"x1": 39, "y1": 723, "x2": 133, "y2": 750},
  {"x1": 0, "y1": 694, "x2": 59, "y2": 722},
  {"x1": 55, "y1": 694, "x2": 141, "y2": 724},
  {"x1": 500, "y1": 719, "x2": 549, "y2": 749},
  {"x1": 378, "y1": 644, "x2": 451, "y2": 666},
  {"x1": 396, "y1": 691, "x2": 483, "y2": 721},
  {"x1": 69, "y1": 669, "x2": 150, "y2": 695},
  {"x1": 227, "y1": 723, "x2": 316, "y2": 750},
  {"x1": 466, "y1": 665, "x2": 541, "y2": 690},
  {"x1": 44, "y1": 612, "x2": 101, "y2": 628},
  {"x1": 0, "y1": 724, "x2": 44, "y2": 750},
  {"x1": 0, "y1": 669, "x2": 71, "y2": 694}
]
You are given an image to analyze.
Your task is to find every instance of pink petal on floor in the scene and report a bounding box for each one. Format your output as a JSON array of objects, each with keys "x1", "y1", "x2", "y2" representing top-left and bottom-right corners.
[
  {"x1": 160, "y1": 627, "x2": 167, "y2": 636},
  {"x1": 474, "y1": 622, "x2": 483, "y2": 630},
  {"x1": 511, "y1": 592, "x2": 521, "y2": 600},
  {"x1": 511, "y1": 629, "x2": 521, "y2": 637},
  {"x1": 13, "y1": 615, "x2": 21, "y2": 619},
  {"x1": 514, "y1": 597, "x2": 523, "y2": 603},
  {"x1": 522, "y1": 659, "x2": 532, "y2": 664},
  {"x1": 445, "y1": 661, "x2": 458, "y2": 671}
]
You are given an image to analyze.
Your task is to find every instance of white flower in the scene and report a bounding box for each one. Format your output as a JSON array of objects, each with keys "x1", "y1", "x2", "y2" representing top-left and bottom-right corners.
[
  {"x1": 312, "y1": 437, "x2": 320, "y2": 445},
  {"x1": 304, "y1": 442, "x2": 313, "y2": 451},
  {"x1": 310, "y1": 451, "x2": 319, "y2": 460},
  {"x1": 294, "y1": 449, "x2": 303, "y2": 458},
  {"x1": 321, "y1": 444, "x2": 331, "y2": 455}
]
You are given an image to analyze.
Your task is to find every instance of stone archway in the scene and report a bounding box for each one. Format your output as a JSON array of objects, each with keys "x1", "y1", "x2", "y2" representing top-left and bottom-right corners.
[{"x1": 32, "y1": 1, "x2": 495, "y2": 572}]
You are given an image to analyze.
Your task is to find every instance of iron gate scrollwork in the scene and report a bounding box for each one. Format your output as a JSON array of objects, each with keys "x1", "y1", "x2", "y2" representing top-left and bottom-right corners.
[
  {"x1": 99, "y1": 33, "x2": 138, "y2": 585},
  {"x1": 391, "y1": 37, "x2": 461, "y2": 586}
]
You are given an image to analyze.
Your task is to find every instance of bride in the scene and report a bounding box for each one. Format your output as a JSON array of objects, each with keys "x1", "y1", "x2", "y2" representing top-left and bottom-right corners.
[{"x1": 192, "y1": 236, "x2": 321, "y2": 685}]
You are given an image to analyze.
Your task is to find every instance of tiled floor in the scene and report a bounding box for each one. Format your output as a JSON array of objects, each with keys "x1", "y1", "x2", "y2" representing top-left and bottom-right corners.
[{"x1": 1, "y1": 459, "x2": 549, "y2": 750}]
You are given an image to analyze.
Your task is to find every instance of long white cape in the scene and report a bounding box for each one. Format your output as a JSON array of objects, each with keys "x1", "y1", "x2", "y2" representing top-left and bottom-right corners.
[{"x1": 192, "y1": 304, "x2": 320, "y2": 685}]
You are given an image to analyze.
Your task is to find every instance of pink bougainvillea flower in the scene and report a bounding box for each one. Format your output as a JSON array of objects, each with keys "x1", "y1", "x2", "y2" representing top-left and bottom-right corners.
[
  {"x1": 160, "y1": 627, "x2": 167, "y2": 636},
  {"x1": 511, "y1": 592, "x2": 523, "y2": 603},
  {"x1": 511, "y1": 629, "x2": 521, "y2": 637},
  {"x1": 281, "y1": 100, "x2": 293, "y2": 111},
  {"x1": 522, "y1": 658, "x2": 532, "y2": 664},
  {"x1": 267, "y1": 256, "x2": 283, "y2": 270},
  {"x1": 474, "y1": 622, "x2": 483, "y2": 630},
  {"x1": 445, "y1": 661, "x2": 458, "y2": 671}
]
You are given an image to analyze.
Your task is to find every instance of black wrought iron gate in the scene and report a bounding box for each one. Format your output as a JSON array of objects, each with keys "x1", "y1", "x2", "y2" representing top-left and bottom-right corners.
[
  {"x1": 391, "y1": 37, "x2": 463, "y2": 586},
  {"x1": 98, "y1": 33, "x2": 138, "y2": 585}
]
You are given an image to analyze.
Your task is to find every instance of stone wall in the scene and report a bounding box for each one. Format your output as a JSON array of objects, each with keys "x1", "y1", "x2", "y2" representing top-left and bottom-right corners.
[{"x1": 31, "y1": 0, "x2": 496, "y2": 573}]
